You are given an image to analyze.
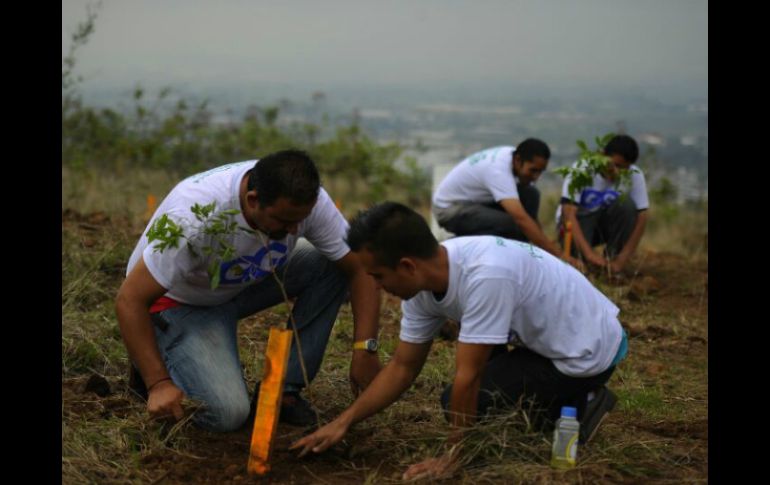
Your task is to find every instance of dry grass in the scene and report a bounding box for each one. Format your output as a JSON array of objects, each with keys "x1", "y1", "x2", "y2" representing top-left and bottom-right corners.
[{"x1": 61, "y1": 170, "x2": 707, "y2": 484}]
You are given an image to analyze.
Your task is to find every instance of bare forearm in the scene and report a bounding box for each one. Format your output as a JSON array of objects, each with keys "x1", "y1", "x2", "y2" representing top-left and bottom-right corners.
[
  {"x1": 349, "y1": 269, "x2": 381, "y2": 341},
  {"x1": 563, "y1": 207, "x2": 603, "y2": 264},
  {"x1": 116, "y1": 299, "x2": 169, "y2": 385},
  {"x1": 290, "y1": 343, "x2": 428, "y2": 457},
  {"x1": 397, "y1": 343, "x2": 489, "y2": 481},
  {"x1": 499, "y1": 200, "x2": 559, "y2": 256},
  {"x1": 446, "y1": 377, "x2": 481, "y2": 445},
  {"x1": 516, "y1": 216, "x2": 561, "y2": 256},
  {"x1": 571, "y1": 221, "x2": 602, "y2": 263},
  {"x1": 340, "y1": 358, "x2": 419, "y2": 426}
]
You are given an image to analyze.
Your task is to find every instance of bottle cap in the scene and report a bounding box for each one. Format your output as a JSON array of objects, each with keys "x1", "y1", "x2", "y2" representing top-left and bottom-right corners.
[{"x1": 561, "y1": 406, "x2": 577, "y2": 418}]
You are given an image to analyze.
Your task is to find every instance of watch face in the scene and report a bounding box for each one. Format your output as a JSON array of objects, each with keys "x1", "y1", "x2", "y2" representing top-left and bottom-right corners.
[{"x1": 366, "y1": 339, "x2": 378, "y2": 351}]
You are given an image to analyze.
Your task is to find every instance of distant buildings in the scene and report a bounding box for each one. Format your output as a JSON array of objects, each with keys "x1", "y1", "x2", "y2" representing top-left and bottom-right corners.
[{"x1": 639, "y1": 133, "x2": 666, "y2": 146}]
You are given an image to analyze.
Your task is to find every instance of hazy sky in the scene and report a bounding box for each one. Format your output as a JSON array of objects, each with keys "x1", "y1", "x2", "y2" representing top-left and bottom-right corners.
[{"x1": 62, "y1": 0, "x2": 707, "y2": 96}]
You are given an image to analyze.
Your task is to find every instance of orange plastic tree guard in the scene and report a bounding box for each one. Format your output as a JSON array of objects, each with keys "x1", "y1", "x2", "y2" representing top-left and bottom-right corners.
[
  {"x1": 144, "y1": 194, "x2": 158, "y2": 222},
  {"x1": 563, "y1": 220, "x2": 573, "y2": 259},
  {"x1": 248, "y1": 327, "x2": 293, "y2": 475}
]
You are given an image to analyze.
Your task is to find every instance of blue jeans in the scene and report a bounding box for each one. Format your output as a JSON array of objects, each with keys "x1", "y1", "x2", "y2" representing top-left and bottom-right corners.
[{"x1": 151, "y1": 240, "x2": 348, "y2": 432}]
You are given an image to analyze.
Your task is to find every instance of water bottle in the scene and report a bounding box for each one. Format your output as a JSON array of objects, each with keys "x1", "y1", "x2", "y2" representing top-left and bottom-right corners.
[{"x1": 550, "y1": 406, "x2": 580, "y2": 469}]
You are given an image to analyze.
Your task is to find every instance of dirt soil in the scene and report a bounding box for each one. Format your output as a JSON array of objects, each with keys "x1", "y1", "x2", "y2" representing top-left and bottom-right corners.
[{"x1": 62, "y1": 210, "x2": 708, "y2": 484}]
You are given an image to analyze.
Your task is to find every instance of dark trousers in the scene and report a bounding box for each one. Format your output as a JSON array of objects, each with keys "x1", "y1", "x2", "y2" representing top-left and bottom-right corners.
[
  {"x1": 435, "y1": 185, "x2": 540, "y2": 242},
  {"x1": 440, "y1": 346, "x2": 615, "y2": 427},
  {"x1": 563, "y1": 196, "x2": 638, "y2": 259}
]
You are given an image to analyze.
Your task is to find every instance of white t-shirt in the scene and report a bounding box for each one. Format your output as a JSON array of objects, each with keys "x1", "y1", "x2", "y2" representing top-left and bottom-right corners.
[
  {"x1": 400, "y1": 236, "x2": 623, "y2": 377},
  {"x1": 126, "y1": 160, "x2": 350, "y2": 306},
  {"x1": 432, "y1": 146, "x2": 523, "y2": 210},
  {"x1": 556, "y1": 162, "x2": 649, "y2": 221}
]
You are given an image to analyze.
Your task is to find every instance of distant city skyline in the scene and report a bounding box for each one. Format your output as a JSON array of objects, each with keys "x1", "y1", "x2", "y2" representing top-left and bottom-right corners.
[{"x1": 62, "y1": 0, "x2": 708, "y2": 202}]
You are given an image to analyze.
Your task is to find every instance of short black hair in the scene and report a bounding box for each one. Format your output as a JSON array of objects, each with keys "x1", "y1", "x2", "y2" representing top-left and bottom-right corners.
[
  {"x1": 346, "y1": 202, "x2": 439, "y2": 268},
  {"x1": 515, "y1": 138, "x2": 551, "y2": 162},
  {"x1": 247, "y1": 149, "x2": 320, "y2": 206},
  {"x1": 604, "y1": 135, "x2": 639, "y2": 163}
]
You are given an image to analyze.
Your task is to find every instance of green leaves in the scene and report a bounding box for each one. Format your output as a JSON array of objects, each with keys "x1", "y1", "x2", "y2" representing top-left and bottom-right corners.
[
  {"x1": 191, "y1": 202, "x2": 216, "y2": 220},
  {"x1": 208, "y1": 260, "x2": 222, "y2": 290},
  {"x1": 553, "y1": 133, "x2": 632, "y2": 200},
  {"x1": 148, "y1": 201, "x2": 256, "y2": 290},
  {"x1": 598, "y1": 133, "x2": 615, "y2": 148},
  {"x1": 146, "y1": 214, "x2": 185, "y2": 252}
]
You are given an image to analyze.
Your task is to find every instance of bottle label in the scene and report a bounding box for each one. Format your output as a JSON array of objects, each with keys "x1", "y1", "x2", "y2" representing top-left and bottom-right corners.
[
  {"x1": 565, "y1": 433, "x2": 578, "y2": 463},
  {"x1": 551, "y1": 423, "x2": 579, "y2": 468}
]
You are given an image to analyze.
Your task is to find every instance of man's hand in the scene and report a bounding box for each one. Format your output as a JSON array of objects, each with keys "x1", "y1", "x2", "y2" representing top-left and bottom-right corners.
[
  {"x1": 349, "y1": 351, "x2": 382, "y2": 397},
  {"x1": 583, "y1": 251, "x2": 607, "y2": 268},
  {"x1": 609, "y1": 257, "x2": 627, "y2": 274},
  {"x1": 290, "y1": 415, "x2": 352, "y2": 457},
  {"x1": 147, "y1": 380, "x2": 185, "y2": 422},
  {"x1": 402, "y1": 452, "x2": 459, "y2": 481},
  {"x1": 564, "y1": 255, "x2": 585, "y2": 273}
]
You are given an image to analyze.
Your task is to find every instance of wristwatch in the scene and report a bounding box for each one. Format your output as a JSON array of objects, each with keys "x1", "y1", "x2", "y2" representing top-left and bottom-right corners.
[{"x1": 353, "y1": 338, "x2": 379, "y2": 353}]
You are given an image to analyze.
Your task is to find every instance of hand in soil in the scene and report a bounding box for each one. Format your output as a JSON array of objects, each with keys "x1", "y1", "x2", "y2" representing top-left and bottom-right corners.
[
  {"x1": 147, "y1": 380, "x2": 185, "y2": 421},
  {"x1": 289, "y1": 415, "x2": 351, "y2": 457},
  {"x1": 402, "y1": 453, "x2": 458, "y2": 481}
]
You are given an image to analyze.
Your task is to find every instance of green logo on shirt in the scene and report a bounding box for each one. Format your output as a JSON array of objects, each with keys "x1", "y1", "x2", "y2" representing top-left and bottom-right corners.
[
  {"x1": 512, "y1": 241, "x2": 543, "y2": 259},
  {"x1": 468, "y1": 153, "x2": 485, "y2": 165}
]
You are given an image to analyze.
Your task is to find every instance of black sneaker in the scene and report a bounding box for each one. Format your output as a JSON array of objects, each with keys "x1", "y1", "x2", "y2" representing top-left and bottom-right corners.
[
  {"x1": 250, "y1": 385, "x2": 319, "y2": 427},
  {"x1": 579, "y1": 386, "x2": 617, "y2": 444},
  {"x1": 280, "y1": 392, "x2": 319, "y2": 427}
]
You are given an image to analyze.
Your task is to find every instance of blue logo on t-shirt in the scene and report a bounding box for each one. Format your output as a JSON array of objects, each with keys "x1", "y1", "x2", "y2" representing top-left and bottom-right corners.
[
  {"x1": 219, "y1": 242, "x2": 289, "y2": 284},
  {"x1": 580, "y1": 189, "x2": 620, "y2": 210}
]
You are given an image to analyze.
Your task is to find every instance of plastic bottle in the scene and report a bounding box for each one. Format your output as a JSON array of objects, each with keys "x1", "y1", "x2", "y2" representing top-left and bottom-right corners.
[{"x1": 550, "y1": 406, "x2": 580, "y2": 469}]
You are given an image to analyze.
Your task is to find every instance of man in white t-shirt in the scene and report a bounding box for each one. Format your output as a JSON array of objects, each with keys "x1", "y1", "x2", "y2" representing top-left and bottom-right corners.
[
  {"x1": 558, "y1": 134, "x2": 649, "y2": 273},
  {"x1": 291, "y1": 202, "x2": 627, "y2": 480},
  {"x1": 433, "y1": 139, "x2": 580, "y2": 268},
  {"x1": 116, "y1": 150, "x2": 382, "y2": 431}
]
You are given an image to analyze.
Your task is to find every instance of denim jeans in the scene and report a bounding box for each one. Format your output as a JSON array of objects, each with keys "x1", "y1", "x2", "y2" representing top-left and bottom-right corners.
[{"x1": 151, "y1": 240, "x2": 348, "y2": 432}]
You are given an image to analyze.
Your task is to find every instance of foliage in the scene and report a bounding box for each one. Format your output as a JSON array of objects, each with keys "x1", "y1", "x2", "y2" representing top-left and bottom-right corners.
[
  {"x1": 62, "y1": 5, "x2": 430, "y2": 208},
  {"x1": 553, "y1": 133, "x2": 632, "y2": 200},
  {"x1": 146, "y1": 202, "x2": 255, "y2": 289}
]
